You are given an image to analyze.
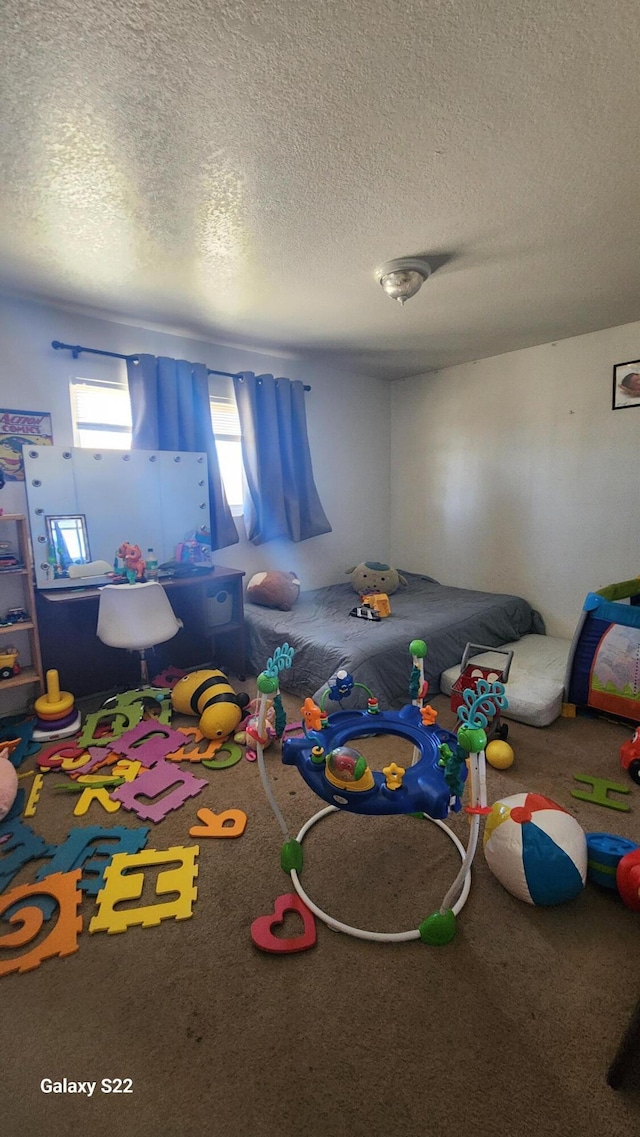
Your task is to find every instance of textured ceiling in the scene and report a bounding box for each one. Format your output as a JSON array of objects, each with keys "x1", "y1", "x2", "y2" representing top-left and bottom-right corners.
[{"x1": 2, "y1": 0, "x2": 640, "y2": 379}]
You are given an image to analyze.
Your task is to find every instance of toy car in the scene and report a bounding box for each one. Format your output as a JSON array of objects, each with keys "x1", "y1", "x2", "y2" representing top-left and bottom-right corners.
[
  {"x1": 5, "y1": 606, "x2": 29, "y2": 623},
  {"x1": 621, "y1": 726, "x2": 640, "y2": 786},
  {"x1": 0, "y1": 646, "x2": 20, "y2": 681},
  {"x1": 349, "y1": 604, "x2": 381, "y2": 621}
]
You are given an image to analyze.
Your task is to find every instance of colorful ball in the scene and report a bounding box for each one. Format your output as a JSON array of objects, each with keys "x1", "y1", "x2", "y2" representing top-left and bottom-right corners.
[
  {"x1": 485, "y1": 740, "x2": 515, "y2": 769},
  {"x1": 483, "y1": 793, "x2": 587, "y2": 905}
]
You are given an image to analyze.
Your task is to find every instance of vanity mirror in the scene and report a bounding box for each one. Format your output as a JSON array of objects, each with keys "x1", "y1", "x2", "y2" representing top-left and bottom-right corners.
[
  {"x1": 45, "y1": 514, "x2": 91, "y2": 578},
  {"x1": 23, "y1": 446, "x2": 211, "y2": 589}
]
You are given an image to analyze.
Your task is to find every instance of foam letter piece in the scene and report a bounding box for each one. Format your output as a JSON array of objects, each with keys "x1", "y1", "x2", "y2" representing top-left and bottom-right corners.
[
  {"x1": 108, "y1": 720, "x2": 187, "y2": 766},
  {"x1": 201, "y1": 743, "x2": 243, "y2": 770},
  {"x1": 251, "y1": 893, "x2": 317, "y2": 954},
  {"x1": 102, "y1": 687, "x2": 173, "y2": 725},
  {"x1": 68, "y1": 747, "x2": 119, "y2": 778},
  {"x1": 77, "y1": 706, "x2": 143, "y2": 749},
  {"x1": 0, "y1": 816, "x2": 54, "y2": 892},
  {"x1": 189, "y1": 808, "x2": 247, "y2": 838},
  {"x1": 89, "y1": 846, "x2": 199, "y2": 934},
  {"x1": 35, "y1": 825, "x2": 150, "y2": 896},
  {"x1": 111, "y1": 760, "x2": 207, "y2": 823},
  {"x1": 109, "y1": 759, "x2": 144, "y2": 782},
  {"x1": 73, "y1": 787, "x2": 121, "y2": 817},
  {"x1": 23, "y1": 773, "x2": 44, "y2": 818},
  {"x1": 0, "y1": 719, "x2": 38, "y2": 768},
  {"x1": 0, "y1": 870, "x2": 82, "y2": 976},
  {"x1": 37, "y1": 743, "x2": 88, "y2": 772},
  {"x1": 166, "y1": 727, "x2": 226, "y2": 763},
  {"x1": 571, "y1": 774, "x2": 631, "y2": 812}
]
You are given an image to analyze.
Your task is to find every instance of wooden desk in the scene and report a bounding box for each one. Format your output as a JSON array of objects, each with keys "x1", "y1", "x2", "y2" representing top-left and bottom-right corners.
[{"x1": 36, "y1": 566, "x2": 246, "y2": 697}]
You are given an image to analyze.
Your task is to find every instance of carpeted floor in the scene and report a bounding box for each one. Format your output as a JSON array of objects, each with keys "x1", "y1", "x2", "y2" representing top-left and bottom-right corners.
[{"x1": 2, "y1": 685, "x2": 639, "y2": 1137}]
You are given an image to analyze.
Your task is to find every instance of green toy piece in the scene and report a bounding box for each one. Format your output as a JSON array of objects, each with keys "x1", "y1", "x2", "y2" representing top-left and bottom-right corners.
[
  {"x1": 438, "y1": 742, "x2": 466, "y2": 798},
  {"x1": 571, "y1": 774, "x2": 631, "y2": 812},
  {"x1": 456, "y1": 724, "x2": 487, "y2": 754},
  {"x1": 409, "y1": 639, "x2": 427, "y2": 659},
  {"x1": 257, "y1": 672, "x2": 279, "y2": 695},
  {"x1": 102, "y1": 687, "x2": 173, "y2": 725},
  {"x1": 78, "y1": 706, "x2": 143, "y2": 749},
  {"x1": 419, "y1": 908, "x2": 457, "y2": 945},
  {"x1": 280, "y1": 838, "x2": 304, "y2": 875}
]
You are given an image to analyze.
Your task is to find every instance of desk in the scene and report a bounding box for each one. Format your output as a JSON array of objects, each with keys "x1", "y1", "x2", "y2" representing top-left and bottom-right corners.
[{"x1": 36, "y1": 567, "x2": 246, "y2": 697}]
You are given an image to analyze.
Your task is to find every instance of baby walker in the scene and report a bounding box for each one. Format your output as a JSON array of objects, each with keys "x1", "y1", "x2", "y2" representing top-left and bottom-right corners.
[{"x1": 253, "y1": 640, "x2": 508, "y2": 945}]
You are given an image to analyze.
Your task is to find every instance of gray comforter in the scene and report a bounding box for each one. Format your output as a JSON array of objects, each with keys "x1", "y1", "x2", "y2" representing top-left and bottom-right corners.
[{"x1": 244, "y1": 571, "x2": 544, "y2": 708}]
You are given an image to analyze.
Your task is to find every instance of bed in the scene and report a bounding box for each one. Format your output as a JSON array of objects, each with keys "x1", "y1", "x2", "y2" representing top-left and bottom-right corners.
[{"x1": 244, "y1": 571, "x2": 545, "y2": 708}]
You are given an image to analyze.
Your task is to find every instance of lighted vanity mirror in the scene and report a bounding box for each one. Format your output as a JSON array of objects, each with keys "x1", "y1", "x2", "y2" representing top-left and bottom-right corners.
[
  {"x1": 23, "y1": 445, "x2": 211, "y2": 590},
  {"x1": 45, "y1": 514, "x2": 91, "y2": 578}
]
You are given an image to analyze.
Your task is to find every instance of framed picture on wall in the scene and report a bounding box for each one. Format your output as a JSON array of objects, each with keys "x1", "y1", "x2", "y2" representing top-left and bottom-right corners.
[
  {"x1": 0, "y1": 408, "x2": 53, "y2": 481},
  {"x1": 612, "y1": 359, "x2": 640, "y2": 410}
]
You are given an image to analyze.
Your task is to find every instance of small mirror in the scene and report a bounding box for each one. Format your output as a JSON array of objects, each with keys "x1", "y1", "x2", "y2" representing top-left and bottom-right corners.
[{"x1": 45, "y1": 514, "x2": 91, "y2": 579}]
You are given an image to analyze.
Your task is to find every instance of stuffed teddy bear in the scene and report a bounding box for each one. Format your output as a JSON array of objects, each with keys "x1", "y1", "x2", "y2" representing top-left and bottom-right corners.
[
  {"x1": 246, "y1": 570, "x2": 301, "y2": 611},
  {"x1": 345, "y1": 562, "x2": 407, "y2": 595}
]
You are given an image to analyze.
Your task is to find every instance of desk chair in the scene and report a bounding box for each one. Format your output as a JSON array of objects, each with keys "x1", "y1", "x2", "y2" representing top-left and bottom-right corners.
[{"x1": 97, "y1": 582, "x2": 182, "y2": 686}]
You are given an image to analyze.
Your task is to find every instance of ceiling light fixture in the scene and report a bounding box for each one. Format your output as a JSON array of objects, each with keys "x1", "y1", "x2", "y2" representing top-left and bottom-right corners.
[{"x1": 376, "y1": 256, "x2": 432, "y2": 305}]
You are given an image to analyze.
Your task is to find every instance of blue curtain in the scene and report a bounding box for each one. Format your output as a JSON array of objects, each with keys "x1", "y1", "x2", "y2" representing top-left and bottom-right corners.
[
  {"x1": 232, "y1": 372, "x2": 332, "y2": 545},
  {"x1": 127, "y1": 354, "x2": 239, "y2": 551}
]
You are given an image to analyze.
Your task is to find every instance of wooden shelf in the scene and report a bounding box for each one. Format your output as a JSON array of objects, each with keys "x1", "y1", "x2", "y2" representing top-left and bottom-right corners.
[
  {"x1": 0, "y1": 622, "x2": 35, "y2": 635},
  {"x1": 0, "y1": 665, "x2": 40, "y2": 690},
  {"x1": 0, "y1": 515, "x2": 44, "y2": 703}
]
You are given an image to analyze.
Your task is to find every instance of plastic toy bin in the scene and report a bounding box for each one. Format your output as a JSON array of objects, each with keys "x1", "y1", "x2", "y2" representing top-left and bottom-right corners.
[{"x1": 207, "y1": 588, "x2": 234, "y2": 627}]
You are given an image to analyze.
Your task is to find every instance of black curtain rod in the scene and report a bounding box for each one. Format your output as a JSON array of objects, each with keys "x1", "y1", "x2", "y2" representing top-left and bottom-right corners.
[{"x1": 51, "y1": 341, "x2": 311, "y2": 389}]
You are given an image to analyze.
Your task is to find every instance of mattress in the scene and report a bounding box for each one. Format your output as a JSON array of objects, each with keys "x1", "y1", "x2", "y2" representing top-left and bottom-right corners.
[
  {"x1": 244, "y1": 571, "x2": 545, "y2": 709},
  {"x1": 440, "y1": 634, "x2": 571, "y2": 727}
]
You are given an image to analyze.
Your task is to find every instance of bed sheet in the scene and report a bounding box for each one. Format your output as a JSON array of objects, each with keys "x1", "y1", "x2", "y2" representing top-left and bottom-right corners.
[{"x1": 244, "y1": 571, "x2": 544, "y2": 708}]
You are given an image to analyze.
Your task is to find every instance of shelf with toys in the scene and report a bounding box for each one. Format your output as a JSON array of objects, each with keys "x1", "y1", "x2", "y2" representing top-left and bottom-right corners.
[{"x1": 0, "y1": 514, "x2": 44, "y2": 706}]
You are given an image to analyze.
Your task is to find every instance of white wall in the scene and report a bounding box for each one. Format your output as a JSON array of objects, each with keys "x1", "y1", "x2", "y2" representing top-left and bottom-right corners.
[
  {"x1": 391, "y1": 321, "x2": 640, "y2": 638},
  {"x1": 0, "y1": 296, "x2": 391, "y2": 588}
]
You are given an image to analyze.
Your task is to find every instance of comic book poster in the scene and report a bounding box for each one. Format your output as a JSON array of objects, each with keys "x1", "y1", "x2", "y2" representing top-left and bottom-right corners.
[{"x1": 0, "y1": 409, "x2": 53, "y2": 481}]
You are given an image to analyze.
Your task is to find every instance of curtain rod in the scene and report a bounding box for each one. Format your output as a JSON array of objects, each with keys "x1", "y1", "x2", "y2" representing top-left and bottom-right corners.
[{"x1": 51, "y1": 341, "x2": 311, "y2": 389}]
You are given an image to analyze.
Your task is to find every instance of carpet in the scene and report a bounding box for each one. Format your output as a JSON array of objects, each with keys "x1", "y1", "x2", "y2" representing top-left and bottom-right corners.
[{"x1": 1, "y1": 686, "x2": 639, "y2": 1137}]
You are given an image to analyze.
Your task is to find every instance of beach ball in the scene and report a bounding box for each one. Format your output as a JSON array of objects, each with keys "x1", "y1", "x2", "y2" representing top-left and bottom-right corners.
[{"x1": 483, "y1": 793, "x2": 587, "y2": 905}]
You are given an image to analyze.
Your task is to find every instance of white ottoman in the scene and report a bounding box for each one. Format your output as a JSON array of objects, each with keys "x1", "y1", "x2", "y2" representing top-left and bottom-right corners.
[{"x1": 440, "y1": 635, "x2": 571, "y2": 728}]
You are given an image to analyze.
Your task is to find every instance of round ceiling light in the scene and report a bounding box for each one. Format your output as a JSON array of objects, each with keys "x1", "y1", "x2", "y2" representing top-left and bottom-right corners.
[{"x1": 376, "y1": 257, "x2": 432, "y2": 305}]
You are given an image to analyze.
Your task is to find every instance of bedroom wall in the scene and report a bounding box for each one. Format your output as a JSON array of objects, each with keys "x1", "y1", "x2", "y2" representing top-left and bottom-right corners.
[
  {"x1": 0, "y1": 295, "x2": 391, "y2": 589},
  {"x1": 390, "y1": 319, "x2": 640, "y2": 639}
]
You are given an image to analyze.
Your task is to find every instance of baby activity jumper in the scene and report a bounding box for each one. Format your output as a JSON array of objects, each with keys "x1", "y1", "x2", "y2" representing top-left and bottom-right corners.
[{"x1": 253, "y1": 640, "x2": 508, "y2": 945}]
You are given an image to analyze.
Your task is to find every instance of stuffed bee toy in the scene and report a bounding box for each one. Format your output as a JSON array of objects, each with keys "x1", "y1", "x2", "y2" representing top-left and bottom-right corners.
[{"x1": 171, "y1": 669, "x2": 250, "y2": 740}]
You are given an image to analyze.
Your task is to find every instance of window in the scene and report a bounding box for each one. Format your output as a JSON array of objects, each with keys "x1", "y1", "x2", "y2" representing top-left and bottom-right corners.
[
  {"x1": 209, "y1": 394, "x2": 244, "y2": 511},
  {"x1": 70, "y1": 377, "x2": 132, "y2": 449},
  {"x1": 69, "y1": 377, "x2": 244, "y2": 510}
]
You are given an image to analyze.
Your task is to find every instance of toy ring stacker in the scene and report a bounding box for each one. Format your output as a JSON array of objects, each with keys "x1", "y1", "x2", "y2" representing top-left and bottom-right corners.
[{"x1": 252, "y1": 641, "x2": 508, "y2": 947}]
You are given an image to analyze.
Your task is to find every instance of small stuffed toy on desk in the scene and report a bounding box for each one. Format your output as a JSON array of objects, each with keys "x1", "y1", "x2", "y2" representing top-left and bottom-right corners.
[{"x1": 345, "y1": 562, "x2": 407, "y2": 595}]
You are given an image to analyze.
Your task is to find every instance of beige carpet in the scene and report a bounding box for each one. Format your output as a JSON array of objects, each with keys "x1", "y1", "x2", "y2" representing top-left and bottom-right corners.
[{"x1": 2, "y1": 686, "x2": 639, "y2": 1137}]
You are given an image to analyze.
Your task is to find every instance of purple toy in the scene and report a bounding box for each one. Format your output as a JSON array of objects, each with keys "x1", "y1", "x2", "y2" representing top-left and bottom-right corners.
[
  {"x1": 110, "y1": 720, "x2": 187, "y2": 767},
  {"x1": 111, "y1": 760, "x2": 207, "y2": 823}
]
